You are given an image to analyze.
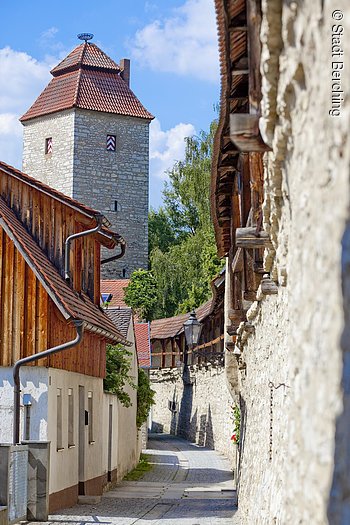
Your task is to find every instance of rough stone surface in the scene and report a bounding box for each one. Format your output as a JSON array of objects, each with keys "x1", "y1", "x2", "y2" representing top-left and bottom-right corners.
[
  {"x1": 22, "y1": 108, "x2": 150, "y2": 278},
  {"x1": 231, "y1": 1, "x2": 350, "y2": 524},
  {"x1": 150, "y1": 366, "x2": 237, "y2": 470}
]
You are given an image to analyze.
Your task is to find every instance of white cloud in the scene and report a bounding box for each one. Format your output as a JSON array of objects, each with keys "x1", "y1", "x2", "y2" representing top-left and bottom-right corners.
[
  {"x1": 150, "y1": 118, "x2": 195, "y2": 181},
  {"x1": 130, "y1": 0, "x2": 219, "y2": 82},
  {"x1": 0, "y1": 47, "x2": 58, "y2": 168},
  {"x1": 41, "y1": 27, "x2": 59, "y2": 40}
]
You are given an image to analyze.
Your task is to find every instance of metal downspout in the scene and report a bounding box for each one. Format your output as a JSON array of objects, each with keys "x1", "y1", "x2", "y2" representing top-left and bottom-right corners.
[
  {"x1": 64, "y1": 214, "x2": 104, "y2": 282},
  {"x1": 13, "y1": 320, "x2": 84, "y2": 445},
  {"x1": 101, "y1": 243, "x2": 126, "y2": 265}
]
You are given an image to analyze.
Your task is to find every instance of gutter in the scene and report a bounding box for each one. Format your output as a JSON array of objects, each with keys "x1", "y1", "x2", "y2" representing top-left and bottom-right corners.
[
  {"x1": 65, "y1": 214, "x2": 104, "y2": 282},
  {"x1": 101, "y1": 243, "x2": 126, "y2": 265},
  {"x1": 13, "y1": 320, "x2": 84, "y2": 445}
]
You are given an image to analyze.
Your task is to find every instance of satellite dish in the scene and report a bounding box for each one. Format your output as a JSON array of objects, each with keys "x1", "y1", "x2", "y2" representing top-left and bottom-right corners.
[{"x1": 77, "y1": 33, "x2": 94, "y2": 42}]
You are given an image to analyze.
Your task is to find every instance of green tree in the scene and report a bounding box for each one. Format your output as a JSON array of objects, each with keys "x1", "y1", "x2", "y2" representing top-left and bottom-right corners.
[
  {"x1": 151, "y1": 225, "x2": 222, "y2": 318},
  {"x1": 148, "y1": 207, "x2": 177, "y2": 255},
  {"x1": 149, "y1": 118, "x2": 223, "y2": 318},
  {"x1": 124, "y1": 269, "x2": 158, "y2": 321},
  {"x1": 136, "y1": 369, "x2": 156, "y2": 429},
  {"x1": 162, "y1": 121, "x2": 217, "y2": 237},
  {"x1": 104, "y1": 344, "x2": 136, "y2": 407}
]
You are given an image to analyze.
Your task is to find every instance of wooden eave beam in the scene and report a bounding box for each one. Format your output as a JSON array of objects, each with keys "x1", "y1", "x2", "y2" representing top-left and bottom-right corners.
[
  {"x1": 236, "y1": 227, "x2": 273, "y2": 249},
  {"x1": 230, "y1": 114, "x2": 271, "y2": 152}
]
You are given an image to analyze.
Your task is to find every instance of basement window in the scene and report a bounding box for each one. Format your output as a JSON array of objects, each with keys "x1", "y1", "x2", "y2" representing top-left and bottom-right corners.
[
  {"x1": 45, "y1": 137, "x2": 53, "y2": 155},
  {"x1": 106, "y1": 134, "x2": 116, "y2": 151}
]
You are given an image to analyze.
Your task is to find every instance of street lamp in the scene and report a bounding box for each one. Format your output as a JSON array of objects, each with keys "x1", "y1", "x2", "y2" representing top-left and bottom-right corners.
[{"x1": 183, "y1": 311, "x2": 202, "y2": 366}]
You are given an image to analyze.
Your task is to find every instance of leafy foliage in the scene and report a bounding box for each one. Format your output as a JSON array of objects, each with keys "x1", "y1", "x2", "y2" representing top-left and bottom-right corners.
[
  {"x1": 148, "y1": 119, "x2": 223, "y2": 318},
  {"x1": 104, "y1": 344, "x2": 136, "y2": 407},
  {"x1": 231, "y1": 403, "x2": 241, "y2": 445},
  {"x1": 124, "y1": 269, "x2": 158, "y2": 321},
  {"x1": 149, "y1": 207, "x2": 177, "y2": 254},
  {"x1": 136, "y1": 368, "x2": 156, "y2": 429}
]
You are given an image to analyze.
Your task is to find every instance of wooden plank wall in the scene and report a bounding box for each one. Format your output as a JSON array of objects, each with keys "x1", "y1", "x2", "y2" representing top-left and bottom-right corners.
[
  {"x1": 47, "y1": 301, "x2": 106, "y2": 378},
  {"x1": 0, "y1": 168, "x2": 99, "y2": 304},
  {"x1": 0, "y1": 228, "x2": 48, "y2": 366},
  {"x1": 0, "y1": 227, "x2": 106, "y2": 377}
]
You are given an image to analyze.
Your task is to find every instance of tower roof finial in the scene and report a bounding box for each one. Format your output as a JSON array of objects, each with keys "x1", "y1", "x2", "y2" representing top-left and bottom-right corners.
[{"x1": 77, "y1": 33, "x2": 94, "y2": 43}]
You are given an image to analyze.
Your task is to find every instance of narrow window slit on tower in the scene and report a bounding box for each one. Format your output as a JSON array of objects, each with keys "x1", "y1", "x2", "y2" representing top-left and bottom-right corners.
[
  {"x1": 106, "y1": 134, "x2": 116, "y2": 151},
  {"x1": 45, "y1": 137, "x2": 53, "y2": 154}
]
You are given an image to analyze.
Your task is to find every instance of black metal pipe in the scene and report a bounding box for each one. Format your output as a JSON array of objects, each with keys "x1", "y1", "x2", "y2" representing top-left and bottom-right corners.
[
  {"x1": 64, "y1": 214, "x2": 104, "y2": 282},
  {"x1": 101, "y1": 243, "x2": 126, "y2": 265},
  {"x1": 13, "y1": 320, "x2": 84, "y2": 445}
]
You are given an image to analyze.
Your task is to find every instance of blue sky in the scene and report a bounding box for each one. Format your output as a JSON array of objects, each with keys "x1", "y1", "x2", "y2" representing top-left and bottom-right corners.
[{"x1": 0, "y1": 0, "x2": 219, "y2": 207}]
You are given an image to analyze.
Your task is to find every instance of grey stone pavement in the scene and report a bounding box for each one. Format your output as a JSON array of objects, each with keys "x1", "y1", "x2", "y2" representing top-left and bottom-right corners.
[{"x1": 28, "y1": 434, "x2": 238, "y2": 524}]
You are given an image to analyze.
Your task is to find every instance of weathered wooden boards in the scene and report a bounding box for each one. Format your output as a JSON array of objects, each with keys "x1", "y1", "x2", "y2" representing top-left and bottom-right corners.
[
  {"x1": 236, "y1": 227, "x2": 273, "y2": 248},
  {"x1": 0, "y1": 167, "x2": 100, "y2": 303},
  {"x1": 230, "y1": 114, "x2": 271, "y2": 152}
]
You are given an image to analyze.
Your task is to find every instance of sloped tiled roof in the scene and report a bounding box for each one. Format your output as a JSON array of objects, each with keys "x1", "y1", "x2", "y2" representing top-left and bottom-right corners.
[
  {"x1": 51, "y1": 43, "x2": 120, "y2": 76},
  {"x1": 135, "y1": 323, "x2": 151, "y2": 368},
  {"x1": 105, "y1": 307, "x2": 132, "y2": 339},
  {"x1": 100, "y1": 279, "x2": 130, "y2": 308},
  {"x1": 150, "y1": 300, "x2": 213, "y2": 340},
  {"x1": 0, "y1": 197, "x2": 126, "y2": 344},
  {"x1": 21, "y1": 42, "x2": 154, "y2": 122}
]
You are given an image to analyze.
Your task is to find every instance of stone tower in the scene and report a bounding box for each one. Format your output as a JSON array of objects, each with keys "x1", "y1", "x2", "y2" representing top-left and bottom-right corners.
[{"x1": 21, "y1": 39, "x2": 154, "y2": 278}]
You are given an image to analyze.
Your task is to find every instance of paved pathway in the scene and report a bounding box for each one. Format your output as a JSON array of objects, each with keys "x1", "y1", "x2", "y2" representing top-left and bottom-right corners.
[{"x1": 30, "y1": 434, "x2": 237, "y2": 524}]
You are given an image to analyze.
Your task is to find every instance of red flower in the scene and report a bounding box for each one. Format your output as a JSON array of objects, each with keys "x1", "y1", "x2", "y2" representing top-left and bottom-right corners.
[{"x1": 231, "y1": 433, "x2": 237, "y2": 442}]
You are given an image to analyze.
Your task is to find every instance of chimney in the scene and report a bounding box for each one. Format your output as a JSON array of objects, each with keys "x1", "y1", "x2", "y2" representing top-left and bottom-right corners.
[{"x1": 120, "y1": 58, "x2": 130, "y2": 87}]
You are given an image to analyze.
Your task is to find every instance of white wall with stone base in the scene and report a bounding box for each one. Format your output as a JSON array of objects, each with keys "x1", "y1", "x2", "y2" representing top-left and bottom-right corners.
[{"x1": 0, "y1": 365, "x2": 139, "y2": 511}]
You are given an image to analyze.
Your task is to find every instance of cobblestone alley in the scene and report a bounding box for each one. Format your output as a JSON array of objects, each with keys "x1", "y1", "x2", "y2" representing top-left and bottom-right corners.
[{"x1": 29, "y1": 434, "x2": 237, "y2": 525}]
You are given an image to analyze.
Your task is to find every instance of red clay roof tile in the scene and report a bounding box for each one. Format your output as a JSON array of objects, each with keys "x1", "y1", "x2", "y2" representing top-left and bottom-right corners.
[
  {"x1": 51, "y1": 43, "x2": 120, "y2": 76},
  {"x1": 150, "y1": 300, "x2": 213, "y2": 340},
  {"x1": 100, "y1": 279, "x2": 130, "y2": 308},
  {"x1": 135, "y1": 323, "x2": 151, "y2": 368},
  {"x1": 21, "y1": 43, "x2": 153, "y2": 122}
]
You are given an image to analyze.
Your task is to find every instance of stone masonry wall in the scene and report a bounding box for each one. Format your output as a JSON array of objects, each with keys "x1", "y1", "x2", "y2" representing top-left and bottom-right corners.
[
  {"x1": 73, "y1": 110, "x2": 150, "y2": 278},
  {"x1": 22, "y1": 110, "x2": 75, "y2": 197},
  {"x1": 150, "y1": 366, "x2": 237, "y2": 470},
  {"x1": 230, "y1": 1, "x2": 350, "y2": 524},
  {"x1": 22, "y1": 109, "x2": 150, "y2": 278}
]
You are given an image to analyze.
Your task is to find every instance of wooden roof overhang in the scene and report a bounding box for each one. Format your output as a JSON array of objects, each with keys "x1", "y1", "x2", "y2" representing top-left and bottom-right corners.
[
  {"x1": 0, "y1": 161, "x2": 125, "y2": 251},
  {"x1": 211, "y1": 0, "x2": 270, "y2": 258},
  {"x1": 0, "y1": 196, "x2": 128, "y2": 345}
]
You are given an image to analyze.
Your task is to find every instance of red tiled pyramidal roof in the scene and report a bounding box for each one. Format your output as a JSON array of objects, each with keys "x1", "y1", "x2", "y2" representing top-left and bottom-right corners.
[
  {"x1": 21, "y1": 42, "x2": 154, "y2": 122},
  {"x1": 51, "y1": 43, "x2": 121, "y2": 76}
]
